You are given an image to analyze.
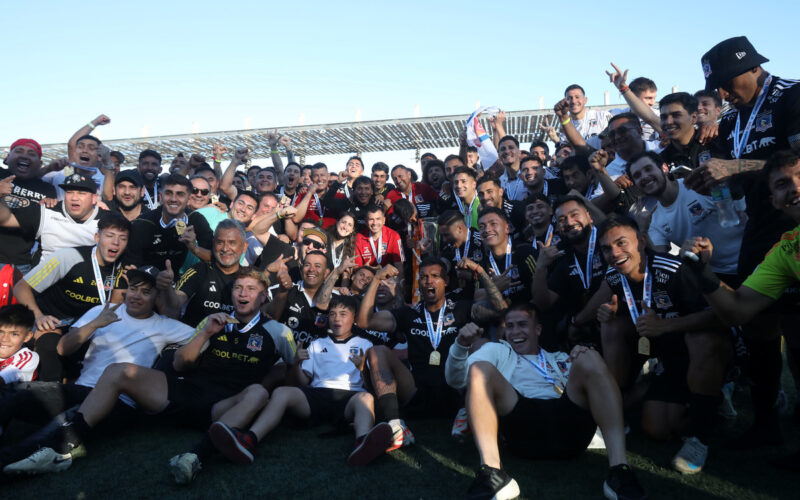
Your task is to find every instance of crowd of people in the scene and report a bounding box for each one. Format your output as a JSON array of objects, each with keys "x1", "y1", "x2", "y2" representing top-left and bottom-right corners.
[{"x1": 0, "y1": 35, "x2": 799, "y2": 499}]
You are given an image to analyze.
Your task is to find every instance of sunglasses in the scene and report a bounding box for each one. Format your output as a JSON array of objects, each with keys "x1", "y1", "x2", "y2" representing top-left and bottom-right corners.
[
  {"x1": 192, "y1": 188, "x2": 210, "y2": 196},
  {"x1": 302, "y1": 238, "x2": 326, "y2": 250}
]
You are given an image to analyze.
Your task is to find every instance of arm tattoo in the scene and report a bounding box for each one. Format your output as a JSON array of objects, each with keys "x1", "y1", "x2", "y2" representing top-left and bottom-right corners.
[
  {"x1": 314, "y1": 271, "x2": 339, "y2": 311},
  {"x1": 735, "y1": 159, "x2": 766, "y2": 174},
  {"x1": 476, "y1": 269, "x2": 507, "y2": 313}
]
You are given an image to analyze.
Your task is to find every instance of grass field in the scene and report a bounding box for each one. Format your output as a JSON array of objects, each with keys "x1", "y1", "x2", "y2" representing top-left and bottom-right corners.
[{"x1": 1, "y1": 381, "x2": 798, "y2": 499}]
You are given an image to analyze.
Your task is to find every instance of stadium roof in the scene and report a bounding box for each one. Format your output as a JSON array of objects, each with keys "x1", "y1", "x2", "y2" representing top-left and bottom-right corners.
[{"x1": 9, "y1": 105, "x2": 620, "y2": 164}]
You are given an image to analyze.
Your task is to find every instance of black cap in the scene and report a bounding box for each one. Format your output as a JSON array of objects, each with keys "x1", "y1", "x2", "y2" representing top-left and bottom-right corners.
[
  {"x1": 701, "y1": 36, "x2": 769, "y2": 91},
  {"x1": 126, "y1": 265, "x2": 159, "y2": 286},
  {"x1": 115, "y1": 169, "x2": 144, "y2": 187},
  {"x1": 110, "y1": 151, "x2": 125, "y2": 164},
  {"x1": 58, "y1": 173, "x2": 97, "y2": 193}
]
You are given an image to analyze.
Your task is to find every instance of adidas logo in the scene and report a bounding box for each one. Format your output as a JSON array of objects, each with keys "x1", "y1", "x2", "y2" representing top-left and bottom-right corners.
[
  {"x1": 735, "y1": 51, "x2": 746, "y2": 60},
  {"x1": 321, "y1": 347, "x2": 328, "y2": 353},
  {"x1": 73, "y1": 277, "x2": 84, "y2": 284},
  {"x1": 209, "y1": 285, "x2": 216, "y2": 292}
]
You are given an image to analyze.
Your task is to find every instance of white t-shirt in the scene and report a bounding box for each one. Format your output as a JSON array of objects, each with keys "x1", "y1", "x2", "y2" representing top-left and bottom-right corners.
[
  {"x1": 36, "y1": 204, "x2": 101, "y2": 261},
  {"x1": 559, "y1": 109, "x2": 612, "y2": 143},
  {"x1": 73, "y1": 304, "x2": 195, "y2": 388},
  {"x1": 507, "y1": 349, "x2": 571, "y2": 400},
  {"x1": 302, "y1": 335, "x2": 373, "y2": 391},
  {"x1": 0, "y1": 347, "x2": 39, "y2": 383},
  {"x1": 648, "y1": 180, "x2": 747, "y2": 274},
  {"x1": 43, "y1": 168, "x2": 104, "y2": 200},
  {"x1": 498, "y1": 172, "x2": 526, "y2": 201}
]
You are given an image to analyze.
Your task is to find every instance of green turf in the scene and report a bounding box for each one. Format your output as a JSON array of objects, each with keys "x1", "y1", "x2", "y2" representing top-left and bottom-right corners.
[{"x1": 2, "y1": 380, "x2": 798, "y2": 499}]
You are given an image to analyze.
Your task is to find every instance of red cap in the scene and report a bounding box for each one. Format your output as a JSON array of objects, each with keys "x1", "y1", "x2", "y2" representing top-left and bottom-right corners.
[{"x1": 9, "y1": 139, "x2": 42, "y2": 158}]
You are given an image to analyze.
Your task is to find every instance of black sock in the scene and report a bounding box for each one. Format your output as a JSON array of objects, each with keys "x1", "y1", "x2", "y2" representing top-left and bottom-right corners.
[
  {"x1": 49, "y1": 412, "x2": 90, "y2": 454},
  {"x1": 746, "y1": 337, "x2": 782, "y2": 427},
  {"x1": 34, "y1": 332, "x2": 63, "y2": 382},
  {"x1": 375, "y1": 394, "x2": 400, "y2": 423},
  {"x1": 687, "y1": 393, "x2": 719, "y2": 444}
]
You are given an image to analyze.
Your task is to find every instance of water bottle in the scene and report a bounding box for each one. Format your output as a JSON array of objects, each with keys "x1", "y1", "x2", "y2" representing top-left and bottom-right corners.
[{"x1": 710, "y1": 182, "x2": 740, "y2": 228}]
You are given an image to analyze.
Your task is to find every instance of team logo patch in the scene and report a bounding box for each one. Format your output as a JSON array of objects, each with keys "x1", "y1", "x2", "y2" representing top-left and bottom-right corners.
[
  {"x1": 653, "y1": 292, "x2": 673, "y2": 310},
  {"x1": 688, "y1": 201, "x2": 704, "y2": 217},
  {"x1": 755, "y1": 113, "x2": 773, "y2": 132},
  {"x1": 443, "y1": 313, "x2": 455, "y2": 326},
  {"x1": 415, "y1": 194, "x2": 424, "y2": 203},
  {"x1": 701, "y1": 59, "x2": 712, "y2": 78},
  {"x1": 349, "y1": 346, "x2": 360, "y2": 356},
  {"x1": 314, "y1": 312, "x2": 328, "y2": 328},
  {"x1": 288, "y1": 316, "x2": 299, "y2": 329},
  {"x1": 246, "y1": 334, "x2": 263, "y2": 352},
  {"x1": 508, "y1": 267, "x2": 520, "y2": 279},
  {"x1": 473, "y1": 250, "x2": 482, "y2": 261},
  {"x1": 557, "y1": 361, "x2": 568, "y2": 373}
]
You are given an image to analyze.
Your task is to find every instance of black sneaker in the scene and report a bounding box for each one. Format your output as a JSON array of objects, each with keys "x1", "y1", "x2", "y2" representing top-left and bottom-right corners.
[
  {"x1": 208, "y1": 422, "x2": 257, "y2": 464},
  {"x1": 467, "y1": 464, "x2": 520, "y2": 500},
  {"x1": 603, "y1": 464, "x2": 646, "y2": 500}
]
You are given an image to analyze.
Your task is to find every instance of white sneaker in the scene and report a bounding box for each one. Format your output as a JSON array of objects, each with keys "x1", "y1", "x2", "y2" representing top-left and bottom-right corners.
[
  {"x1": 386, "y1": 421, "x2": 415, "y2": 452},
  {"x1": 451, "y1": 407, "x2": 470, "y2": 442},
  {"x1": 3, "y1": 447, "x2": 72, "y2": 475},
  {"x1": 169, "y1": 452, "x2": 201, "y2": 485},
  {"x1": 672, "y1": 436, "x2": 708, "y2": 475}
]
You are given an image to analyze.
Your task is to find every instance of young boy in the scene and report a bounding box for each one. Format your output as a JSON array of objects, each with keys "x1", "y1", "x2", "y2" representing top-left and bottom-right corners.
[
  {"x1": 0, "y1": 304, "x2": 38, "y2": 386},
  {"x1": 203, "y1": 295, "x2": 391, "y2": 470}
]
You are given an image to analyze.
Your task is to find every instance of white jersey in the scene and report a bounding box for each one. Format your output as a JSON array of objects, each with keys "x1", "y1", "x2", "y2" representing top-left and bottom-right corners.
[
  {"x1": 0, "y1": 347, "x2": 39, "y2": 384},
  {"x1": 43, "y1": 168, "x2": 104, "y2": 200},
  {"x1": 559, "y1": 109, "x2": 612, "y2": 142},
  {"x1": 302, "y1": 335, "x2": 373, "y2": 391},
  {"x1": 73, "y1": 304, "x2": 195, "y2": 388},
  {"x1": 36, "y1": 204, "x2": 102, "y2": 261},
  {"x1": 508, "y1": 350, "x2": 572, "y2": 400},
  {"x1": 648, "y1": 180, "x2": 747, "y2": 274}
]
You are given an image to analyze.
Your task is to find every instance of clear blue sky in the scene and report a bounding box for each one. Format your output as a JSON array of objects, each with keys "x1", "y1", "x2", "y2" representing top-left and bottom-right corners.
[{"x1": 2, "y1": 0, "x2": 795, "y2": 148}]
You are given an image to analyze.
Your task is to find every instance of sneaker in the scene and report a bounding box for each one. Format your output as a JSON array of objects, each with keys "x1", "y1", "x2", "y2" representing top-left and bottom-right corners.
[
  {"x1": 603, "y1": 464, "x2": 646, "y2": 499},
  {"x1": 451, "y1": 408, "x2": 471, "y2": 442},
  {"x1": 208, "y1": 422, "x2": 257, "y2": 464},
  {"x1": 386, "y1": 421, "x2": 415, "y2": 452},
  {"x1": 168, "y1": 452, "x2": 201, "y2": 485},
  {"x1": 348, "y1": 422, "x2": 394, "y2": 466},
  {"x1": 588, "y1": 427, "x2": 606, "y2": 450},
  {"x1": 3, "y1": 447, "x2": 72, "y2": 475},
  {"x1": 671, "y1": 436, "x2": 708, "y2": 475},
  {"x1": 466, "y1": 464, "x2": 520, "y2": 500}
]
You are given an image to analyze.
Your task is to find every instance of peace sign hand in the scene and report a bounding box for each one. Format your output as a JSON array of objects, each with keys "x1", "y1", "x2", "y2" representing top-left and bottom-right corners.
[{"x1": 92, "y1": 302, "x2": 123, "y2": 328}]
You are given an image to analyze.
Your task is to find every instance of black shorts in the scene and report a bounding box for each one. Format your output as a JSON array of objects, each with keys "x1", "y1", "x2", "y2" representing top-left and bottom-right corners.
[
  {"x1": 299, "y1": 387, "x2": 362, "y2": 426},
  {"x1": 644, "y1": 355, "x2": 690, "y2": 405},
  {"x1": 402, "y1": 382, "x2": 463, "y2": 420},
  {"x1": 160, "y1": 375, "x2": 239, "y2": 429},
  {"x1": 499, "y1": 390, "x2": 596, "y2": 459}
]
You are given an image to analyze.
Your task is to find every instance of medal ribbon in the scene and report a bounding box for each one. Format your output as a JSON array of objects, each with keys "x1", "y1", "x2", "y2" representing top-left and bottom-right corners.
[
  {"x1": 226, "y1": 312, "x2": 261, "y2": 333},
  {"x1": 91, "y1": 245, "x2": 117, "y2": 305},
  {"x1": 455, "y1": 230, "x2": 471, "y2": 261},
  {"x1": 368, "y1": 232, "x2": 383, "y2": 265},
  {"x1": 733, "y1": 75, "x2": 773, "y2": 159},
  {"x1": 532, "y1": 225, "x2": 553, "y2": 250},
  {"x1": 159, "y1": 213, "x2": 188, "y2": 228},
  {"x1": 620, "y1": 258, "x2": 651, "y2": 325},
  {"x1": 573, "y1": 226, "x2": 597, "y2": 290},
  {"x1": 520, "y1": 351, "x2": 557, "y2": 385},
  {"x1": 143, "y1": 180, "x2": 158, "y2": 210},
  {"x1": 424, "y1": 303, "x2": 446, "y2": 350},
  {"x1": 454, "y1": 195, "x2": 477, "y2": 227}
]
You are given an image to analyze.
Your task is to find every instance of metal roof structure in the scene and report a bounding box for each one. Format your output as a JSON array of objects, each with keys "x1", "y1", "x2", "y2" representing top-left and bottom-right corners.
[{"x1": 11, "y1": 105, "x2": 620, "y2": 164}]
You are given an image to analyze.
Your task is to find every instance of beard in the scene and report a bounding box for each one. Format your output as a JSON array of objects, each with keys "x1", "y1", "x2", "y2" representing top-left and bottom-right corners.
[{"x1": 563, "y1": 223, "x2": 592, "y2": 245}]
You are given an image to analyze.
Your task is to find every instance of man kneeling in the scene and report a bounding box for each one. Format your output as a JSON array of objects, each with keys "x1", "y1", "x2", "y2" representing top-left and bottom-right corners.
[
  {"x1": 445, "y1": 304, "x2": 646, "y2": 500},
  {"x1": 191, "y1": 295, "x2": 391, "y2": 475}
]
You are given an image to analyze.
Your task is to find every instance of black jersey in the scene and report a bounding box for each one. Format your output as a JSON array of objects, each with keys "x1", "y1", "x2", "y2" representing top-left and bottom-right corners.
[
  {"x1": 0, "y1": 170, "x2": 56, "y2": 265},
  {"x1": 605, "y1": 252, "x2": 707, "y2": 356},
  {"x1": 548, "y1": 239, "x2": 605, "y2": 315},
  {"x1": 390, "y1": 298, "x2": 471, "y2": 386},
  {"x1": 175, "y1": 261, "x2": 237, "y2": 327},
  {"x1": 709, "y1": 75, "x2": 800, "y2": 274},
  {"x1": 126, "y1": 207, "x2": 213, "y2": 271},
  {"x1": 660, "y1": 132, "x2": 707, "y2": 171},
  {"x1": 522, "y1": 178, "x2": 567, "y2": 207},
  {"x1": 25, "y1": 245, "x2": 125, "y2": 323},
  {"x1": 279, "y1": 282, "x2": 331, "y2": 346},
  {"x1": 480, "y1": 240, "x2": 537, "y2": 305},
  {"x1": 192, "y1": 318, "x2": 294, "y2": 391}
]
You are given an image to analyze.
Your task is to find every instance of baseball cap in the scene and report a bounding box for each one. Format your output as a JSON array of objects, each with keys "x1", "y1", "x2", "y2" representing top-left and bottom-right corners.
[
  {"x1": 58, "y1": 173, "x2": 97, "y2": 193},
  {"x1": 115, "y1": 169, "x2": 144, "y2": 187},
  {"x1": 302, "y1": 227, "x2": 328, "y2": 246},
  {"x1": 701, "y1": 36, "x2": 769, "y2": 91},
  {"x1": 126, "y1": 265, "x2": 159, "y2": 286}
]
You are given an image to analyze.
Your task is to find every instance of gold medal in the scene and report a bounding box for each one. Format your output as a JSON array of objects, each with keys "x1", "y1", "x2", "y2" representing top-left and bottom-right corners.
[
  {"x1": 638, "y1": 336, "x2": 651, "y2": 356},
  {"x1": 280, "y1": 195, "x2": 290, "y2": 206},
  {"x1": 429, "y1": 350, "x2": 441, "y2": 366},
  {"x1": 175, "y1": 220, "x2": 187, "y2": 235},
  {"x1": 225, "y1": 316, "x2": 240, "y2": 324},
  {"x1": 553, "y1": 384, "x2": 564, "y2": 396},
  {"x1": 63, "y1": 166, "x2": 74, "y2": 176}
]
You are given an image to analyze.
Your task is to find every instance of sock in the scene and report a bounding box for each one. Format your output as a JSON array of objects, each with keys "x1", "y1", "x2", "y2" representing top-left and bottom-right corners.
[
  {"x1": 687, "y1": 393, "x2": 719, "y2": 444},
  {"x1": 244, "y1": 429, "x2": 258, "y2": 445},
  {"x1": 746, "y1": 337, "x2": 782, "y2": 427},
  {"x1": 375, "y1": 394, "x2": 400, "y2": 423},
  {"x1": 34, "y1": 332, "x2": 63, "y2": 382},
  {"x1": 191, "y1": 434, "x2": 215, "y2": 461},
  {"x1": 49, "y1": 412, "x2": 90, "y2": 454}
]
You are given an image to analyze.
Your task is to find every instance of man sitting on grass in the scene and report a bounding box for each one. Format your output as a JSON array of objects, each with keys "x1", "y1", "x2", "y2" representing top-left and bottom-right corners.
[
  {"x1": 177, "y1": 295, "x2": 389, "y2": 480},
  {"x1": 445, "y1": 303, "x2": 646, "y2": 500}
]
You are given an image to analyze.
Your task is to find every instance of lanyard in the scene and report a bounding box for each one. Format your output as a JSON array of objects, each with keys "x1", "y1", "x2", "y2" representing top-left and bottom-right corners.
[
  {"x1": 90, "y1": 245, "x2": 117, "y2": 305},
  {"x1": 532, "y1": 225, "x2": 553, "y2": 250},
  {"x1": 455, "y1": 230, "x2": 471, "y2": 261},
  {"x1": 454, "y1": 194, "x2": 477, "y2": 227},
  {"x1": 520, "y1": 351, "x2": 556, "y2": 385},
  {"x1": 160, "y1": 213, "x2": 188, "y2": 228},
  {"x1": 343, "y1": 183, "x2": 351, "y2": 199},
  {"x1": 369, "y1": 232, "x2": 383, "y2": 265},
  {"x1": 733, "y1": 75, "x2": 773, "y2": 159},
  {"x1": 424, "y1": 303, "x2": 446, "y2": 350},
  {"x1": 488, "y1": 237, "x2": 513, "y2": 289},
  {"x1": 619, "y1": 258, "x2": 651, "y2": 325},
  {"x1": 143, "y1": 180, "x2": 158, "y2": 210},
  {"x1": 585, "y1": 181, "x2": 597, "y2": 199},
  {"x1": 505, "y1": 177, "x2": 521, "y2": 200},
  {"x1": 401, "y1": 185, "x2": 414, "y2": 202},
  {"x1": 225, "y1": 312, "x2": 261, "y2": 333},
  {"x1": 331, "y1": 243, "x2": 344, "y2": 268},
  {"x1": 312, "y1": 194, "x2": 324, "y2": 218},
  {"x1": 543, "y1": 181, "x2": 548, "y2": 197},
  {"x1": 573, "y1": 227, "x2": 597, "y2": 289}
]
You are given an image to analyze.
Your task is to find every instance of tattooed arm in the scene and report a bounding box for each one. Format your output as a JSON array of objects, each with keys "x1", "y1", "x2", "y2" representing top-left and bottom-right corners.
[{"x1": 457, "y1": 258, "x2": 507, "y2": 320}]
